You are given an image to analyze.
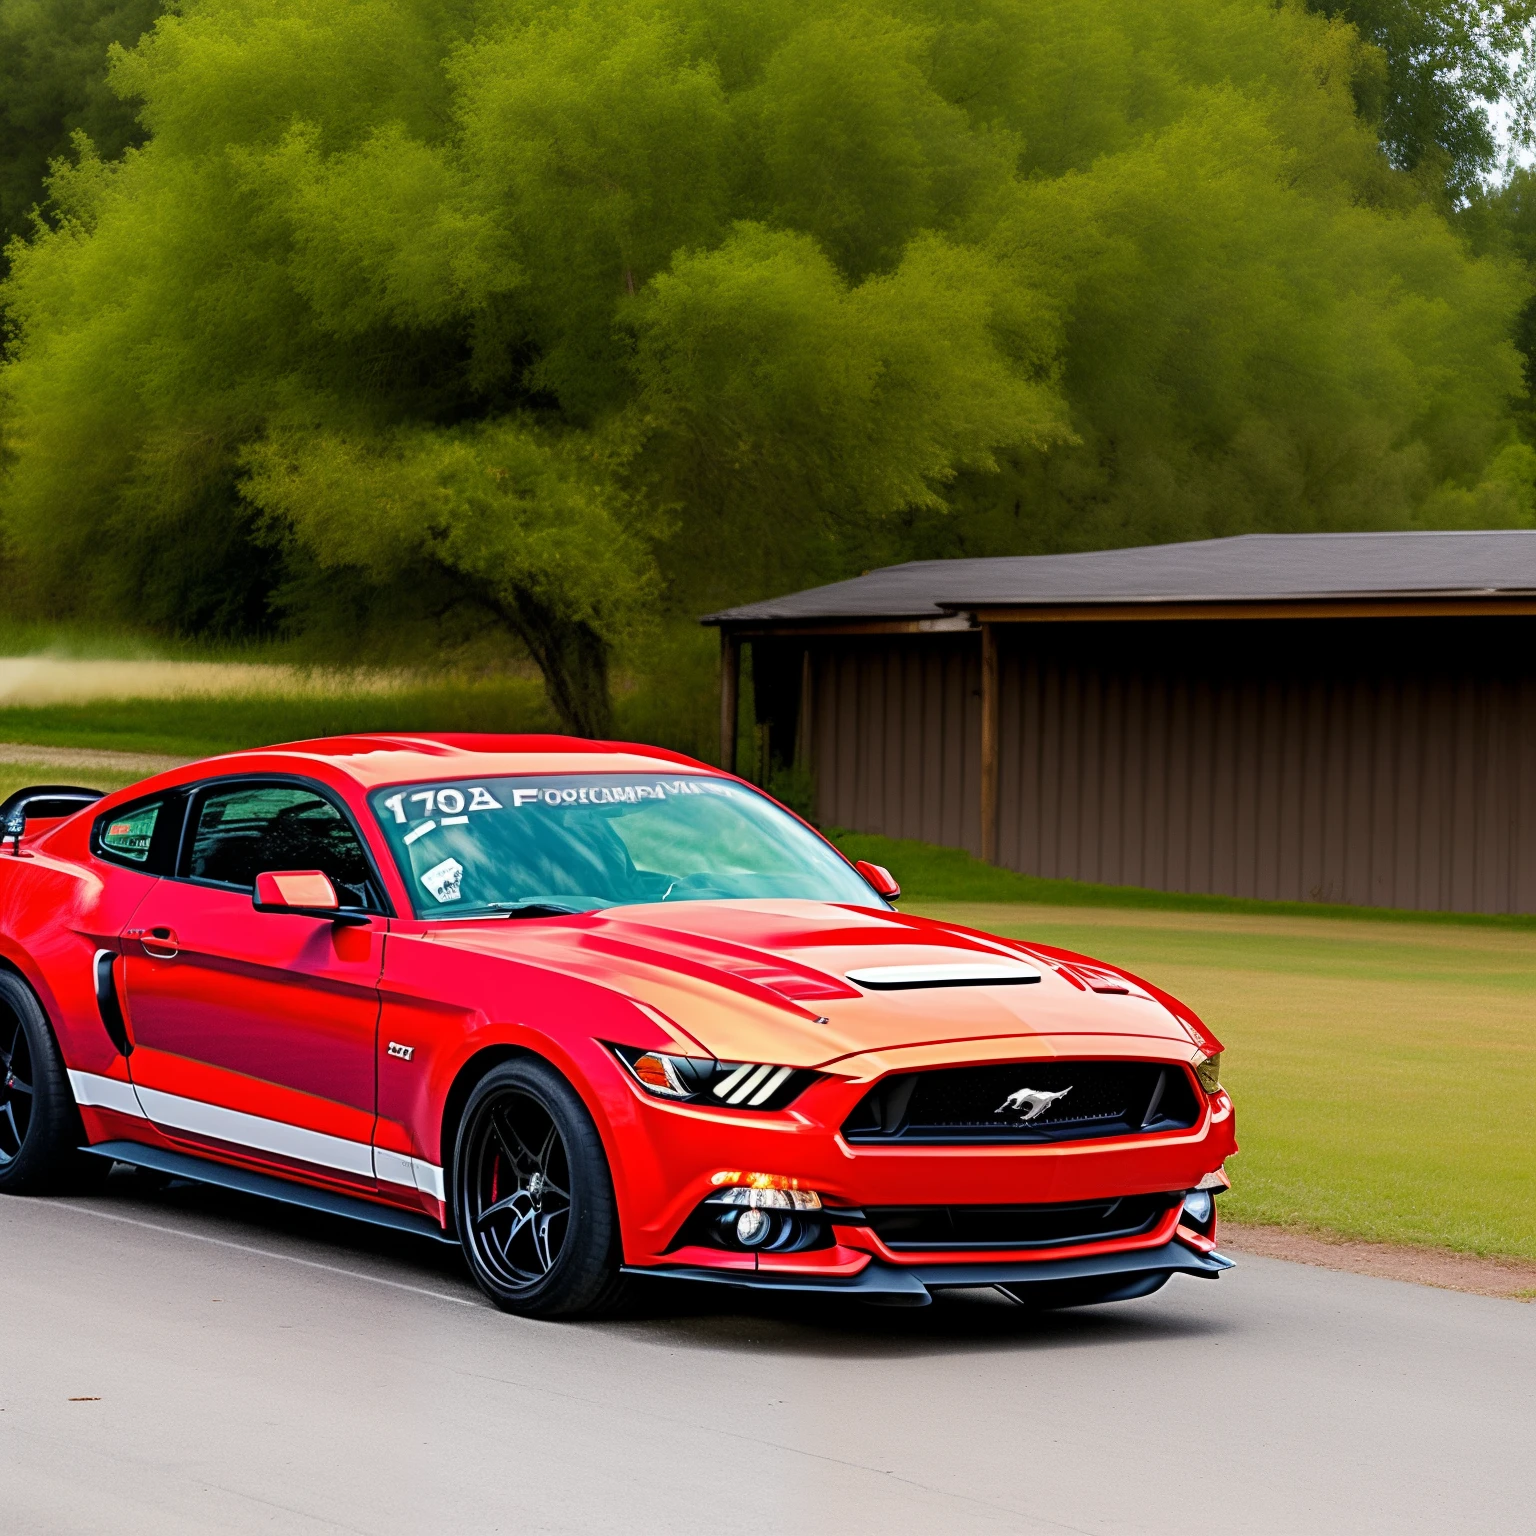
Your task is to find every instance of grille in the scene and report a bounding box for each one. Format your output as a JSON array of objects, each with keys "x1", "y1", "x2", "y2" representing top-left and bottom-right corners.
[
  {"x1": 863, "y1": 1193, "x2": 1181, "y2": 1251},
  {"x1": 841, "y1": 1060, "x2": 1200, "y2": 1145}
]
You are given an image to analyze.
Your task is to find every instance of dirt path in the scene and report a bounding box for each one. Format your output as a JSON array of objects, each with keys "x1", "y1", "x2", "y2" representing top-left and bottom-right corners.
[
  {"x1": 1222, "y1": 1222, "x2": 1536, "y2": 1300},
  {"x1": 0, "y1": 742, "x2": 192, "y2": 773},
  {"x1": 0, "y1": 656, "x2": 402, "y2": 706}
]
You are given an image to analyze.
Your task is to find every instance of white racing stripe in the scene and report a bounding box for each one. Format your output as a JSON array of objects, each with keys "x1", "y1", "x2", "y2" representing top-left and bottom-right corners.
[
  {"x1": 68, "y1": 1069, "x2": 145, "y2": 1118},
  {"x1": 374, "y1": 1147, "x2": 447, "y2": 1202},
  {"x1": 68, "y1": 1069, "x2": 445, "y2": 1198},
  {"x1": 133, "y1": 1088, "x2": 377, "y2": 1179}
]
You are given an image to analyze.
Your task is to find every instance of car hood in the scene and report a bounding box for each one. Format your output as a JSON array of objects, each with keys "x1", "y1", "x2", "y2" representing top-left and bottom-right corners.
[{"x1": 425, "y1": 900, "x2": 1204, "y2": 1070}]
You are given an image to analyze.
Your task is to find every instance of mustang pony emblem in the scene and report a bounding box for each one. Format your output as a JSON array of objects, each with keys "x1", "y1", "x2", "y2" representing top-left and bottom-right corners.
[{"x1": 995, "y1": 1085, "x2": 1072, "y2": 1121}]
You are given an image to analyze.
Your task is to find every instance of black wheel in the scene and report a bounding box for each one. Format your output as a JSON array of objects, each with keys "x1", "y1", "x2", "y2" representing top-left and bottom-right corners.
[
  {"x1": 0, "y1": 969, "x2": 97, "y2": 1194},
  {"x1": 999, "y1": 1271, "x2": 1170, "y2": 1311},
  {"x1": 452, "y1": 1058, "x2": 629, "y2": 1320}
]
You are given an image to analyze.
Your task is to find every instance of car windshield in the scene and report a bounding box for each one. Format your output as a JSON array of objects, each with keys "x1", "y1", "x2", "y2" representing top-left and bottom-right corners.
[{"x1": 369, "y1": 773, "x2": 879, "y2": 918}]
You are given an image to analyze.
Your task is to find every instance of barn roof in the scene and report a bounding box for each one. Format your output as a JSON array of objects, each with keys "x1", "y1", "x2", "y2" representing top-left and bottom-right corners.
[{"x1": 702, "y1": 530, "x2": 1536, "y2": 626}]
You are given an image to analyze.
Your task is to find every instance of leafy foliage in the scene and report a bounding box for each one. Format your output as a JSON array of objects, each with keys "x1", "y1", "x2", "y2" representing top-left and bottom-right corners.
[
  {"x1": 1309, "y1": 1, "x2": 1536, "y2": 200},
  {"x1": 0, "y1": 0, "x2": 163, "y2": 270},
  {"x1": 1, "y1": 0, "x2": 1532, "y2": 733}
]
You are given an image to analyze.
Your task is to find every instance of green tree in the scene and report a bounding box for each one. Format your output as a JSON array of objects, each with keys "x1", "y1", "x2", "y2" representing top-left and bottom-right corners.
[
  {"x1": 1308, "y1": 1, "x2": 1536, "y2": 200},
  {"x1": 0, "y1": 0, "x2": 163, "y2": 270},
  {"x1": 1, "y1": 0, "x2": 1531, "y2": 735}
]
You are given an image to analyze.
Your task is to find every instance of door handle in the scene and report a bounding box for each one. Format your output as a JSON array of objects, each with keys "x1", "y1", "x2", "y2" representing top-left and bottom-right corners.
[{"x1": 139, "y1": 926, "x2": 179, "y2": 959}]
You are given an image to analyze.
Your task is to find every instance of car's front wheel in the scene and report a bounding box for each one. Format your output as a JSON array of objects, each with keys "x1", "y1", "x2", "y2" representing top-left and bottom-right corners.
[{"x1": 452, "y1": 1057, "x2": 629, "y2": 1319}]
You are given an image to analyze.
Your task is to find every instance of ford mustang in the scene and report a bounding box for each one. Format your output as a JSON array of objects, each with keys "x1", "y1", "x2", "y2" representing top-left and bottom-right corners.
[{"x1": 0, "y1": 734, "x2": 1235, "y2": 1317}]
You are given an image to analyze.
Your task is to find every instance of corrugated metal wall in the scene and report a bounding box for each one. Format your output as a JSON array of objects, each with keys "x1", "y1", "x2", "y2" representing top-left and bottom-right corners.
[
  {"x1": 807, "y1": 619, "x2": 1536, "y2": 914},
  {"x1": 809, "y1": 634, "x2": 983, "y2": 854}
]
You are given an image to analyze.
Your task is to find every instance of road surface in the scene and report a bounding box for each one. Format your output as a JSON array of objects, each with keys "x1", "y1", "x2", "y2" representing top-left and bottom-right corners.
[{"x1": 2, "y1": 1171, "x2": 1530, "y2": 1535}]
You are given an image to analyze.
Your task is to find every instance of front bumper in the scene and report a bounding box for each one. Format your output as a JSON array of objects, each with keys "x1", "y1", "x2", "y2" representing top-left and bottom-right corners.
[
  {"x1": 624, "y1": 1239, "x2": 1234, "y2": 1308},
  {"x1": 609, "y1": 1061, "x2": 1237, "y2": 1263},
  {"x1": 597, "y1": 1030, "x2": 1238, "y2": 1296}
]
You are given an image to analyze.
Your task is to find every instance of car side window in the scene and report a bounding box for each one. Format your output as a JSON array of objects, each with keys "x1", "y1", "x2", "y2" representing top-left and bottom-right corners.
[
  {"x1": 97, "y1": 798, "x2": 164, "y2": 867},
  {"x1": 187, "y1": 784, "x2": 381, "y2": 910}
]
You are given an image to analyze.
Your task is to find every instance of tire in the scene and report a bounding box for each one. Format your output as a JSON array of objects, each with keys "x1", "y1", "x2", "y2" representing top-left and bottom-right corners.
[
  {"x1": 0, "y1": 969, "x2": 99, "y2": 1194},
  {"x1": 999, "y1": 1271, "x2": 1170, "y2": 1311},
  {"x1": 452, "y1": 1057, "x2": 630, "y2": 1320}
]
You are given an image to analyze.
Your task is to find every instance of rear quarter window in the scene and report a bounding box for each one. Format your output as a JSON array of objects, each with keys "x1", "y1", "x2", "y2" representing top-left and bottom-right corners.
[{"x1": 96, "y1": 800, "x2": 162, "y2": 866}]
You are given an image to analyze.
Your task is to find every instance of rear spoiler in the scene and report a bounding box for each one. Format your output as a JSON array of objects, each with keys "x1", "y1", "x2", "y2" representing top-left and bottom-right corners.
[{"x1": 0, "y1": 784, "x2": 106, "y2": 852}]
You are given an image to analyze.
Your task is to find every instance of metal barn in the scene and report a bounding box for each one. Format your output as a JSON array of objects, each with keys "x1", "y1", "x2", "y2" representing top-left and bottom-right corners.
[{"x1": 705, "y1": 531, "x2": 1536, "y2": 914}]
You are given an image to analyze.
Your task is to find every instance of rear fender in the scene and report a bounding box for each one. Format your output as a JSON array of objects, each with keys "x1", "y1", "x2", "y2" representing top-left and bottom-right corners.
[{"x1": 0, "y1": 857, "x2": 159, "y2": 1075}]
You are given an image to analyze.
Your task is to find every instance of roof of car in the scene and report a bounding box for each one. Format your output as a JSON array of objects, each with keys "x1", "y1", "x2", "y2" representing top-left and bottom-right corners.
[
  {"x1": 702, "y1": 529, "x2": 1536, "y2": 624},
  {"x1": 241, "y1": 734, "x2": 717, "y2": 785},
  {"x1": 104, "y1": 734, "x2": 721, "y2": 800}
]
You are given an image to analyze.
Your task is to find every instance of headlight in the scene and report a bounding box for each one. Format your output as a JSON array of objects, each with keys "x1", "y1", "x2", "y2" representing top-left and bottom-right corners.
[
  {"x1": 711, "y1": 1184, "x2": 822, "y2": 1210},
  {"x1": 611, "y1": 1046, "x2": 819, "y2": 1111},
  {"x1": 1193, "y1": 1052, "x2": 1222, "y2": 1094}
]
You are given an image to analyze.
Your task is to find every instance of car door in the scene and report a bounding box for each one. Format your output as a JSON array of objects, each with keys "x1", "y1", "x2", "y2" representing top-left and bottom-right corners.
[{"x1": 121, "y1": 779, "x2": 388, "y2": 1192}]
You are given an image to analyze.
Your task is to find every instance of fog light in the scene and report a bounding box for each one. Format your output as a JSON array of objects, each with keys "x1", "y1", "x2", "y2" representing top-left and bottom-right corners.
[
  {"x1": 735, "y1": 1208, "x2": 771, "y2": 1246},
  {"x1": 698, "y1": 1184, "x2": 834, "y2": 1254},
  {"x1": 1182, "y1": 1188, "x2": 1214, "y2": 1227}
]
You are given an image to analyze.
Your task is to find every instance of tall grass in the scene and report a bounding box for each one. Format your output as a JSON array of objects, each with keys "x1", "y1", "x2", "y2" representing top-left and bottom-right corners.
[
  {"x1": 0, "y1": 617, "x2": 729, "y2": 763},
  {"x1": 0, "y1": 681, "x2": 552, "y2": 758}
]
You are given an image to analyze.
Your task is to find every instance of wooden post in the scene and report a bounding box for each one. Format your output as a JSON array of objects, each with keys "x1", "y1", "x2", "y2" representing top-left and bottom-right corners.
[
  {"x1": 980, "y1": 622, "x2": 999, "y2": 863},
  {"x1": 719, "y1": 630, "x2": 740, "y2": 773},
  {"x1": 795, "y1": 646, "x2": 813, "y2": 767}
]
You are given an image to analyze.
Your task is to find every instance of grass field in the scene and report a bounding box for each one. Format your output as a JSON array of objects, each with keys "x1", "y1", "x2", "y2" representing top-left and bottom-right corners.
[
  {"x1": 0, "y1": 680, "x2": 557, "y2": 761},
  {"x1": 905, "y1": 900, "x2": 1536, "y2": 1261},
  {"x1": 0, "y1": 765, "x2": 144, "y2": 803},
  {"x1": 0, "y1": 620, "x2": 723, "y2": 766},
  {"x1": 834, "y1": 832, "x2": 1535, "y2": 1261},
  {"x1": 832, "y1": 829, "x2": 1536, "y2": 932},
  {"x1": 0, "y1": 672, "x2": 725, "y2": 766}
]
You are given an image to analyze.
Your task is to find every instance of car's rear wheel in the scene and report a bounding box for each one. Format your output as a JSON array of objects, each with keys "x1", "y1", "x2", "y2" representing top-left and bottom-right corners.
[
  {"x1": 0, "y1": 970, "x2": 99, "y2": 1194},
  {"x1": 452, "y1": 1058, "x2": 629, "y2": 1320}
]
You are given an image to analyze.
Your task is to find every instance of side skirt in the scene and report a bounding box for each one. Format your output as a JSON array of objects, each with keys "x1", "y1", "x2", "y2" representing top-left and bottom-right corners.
[{"x1": 81, "y1": 1140, "x2": 457, "y2": 1246}]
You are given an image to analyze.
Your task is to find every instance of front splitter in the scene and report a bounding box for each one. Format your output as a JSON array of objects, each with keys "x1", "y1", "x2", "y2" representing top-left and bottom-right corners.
[{"x1": 623, "y1": 1240, "x2": 1233, "y2": 1307}]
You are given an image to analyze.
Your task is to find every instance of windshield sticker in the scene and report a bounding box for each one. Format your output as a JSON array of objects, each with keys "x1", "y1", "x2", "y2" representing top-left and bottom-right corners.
[
  {"x1": 382, "y1": 786, "x2": 505, "y2": 825},
  {"x1": 512, "y1": 780, "x2": 731, "y2": 809},
  {"x1": 420, "y1": 857, "x2": 464, "y2": 903},
  {"x1": 403, "y1": 820, "x2": 436, "y2": 845}
]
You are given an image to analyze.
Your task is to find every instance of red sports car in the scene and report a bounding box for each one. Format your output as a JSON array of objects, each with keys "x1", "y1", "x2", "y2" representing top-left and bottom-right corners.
[{"x1": 0, "y1": 734, "x2": 1235, "y2": 1317}]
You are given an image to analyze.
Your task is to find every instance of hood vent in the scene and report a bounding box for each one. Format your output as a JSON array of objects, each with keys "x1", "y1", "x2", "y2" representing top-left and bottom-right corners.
[{"x1": 845, "y1": 961, "x2": 1042, "y2": 991}]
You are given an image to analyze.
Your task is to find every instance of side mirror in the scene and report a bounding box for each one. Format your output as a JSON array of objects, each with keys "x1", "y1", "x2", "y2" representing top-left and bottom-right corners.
[
  {"x1": 856, "y1": 860, "x2": 901, "y2": 901},
  {"x1": 253, "y1": 870, "x2": 369, "y2": 926}
]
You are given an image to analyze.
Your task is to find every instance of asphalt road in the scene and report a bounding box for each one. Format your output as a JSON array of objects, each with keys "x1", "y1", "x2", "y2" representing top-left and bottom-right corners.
[{"x1": 2, "y1": 1173, "x2": 1530, "y2": 1536}]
